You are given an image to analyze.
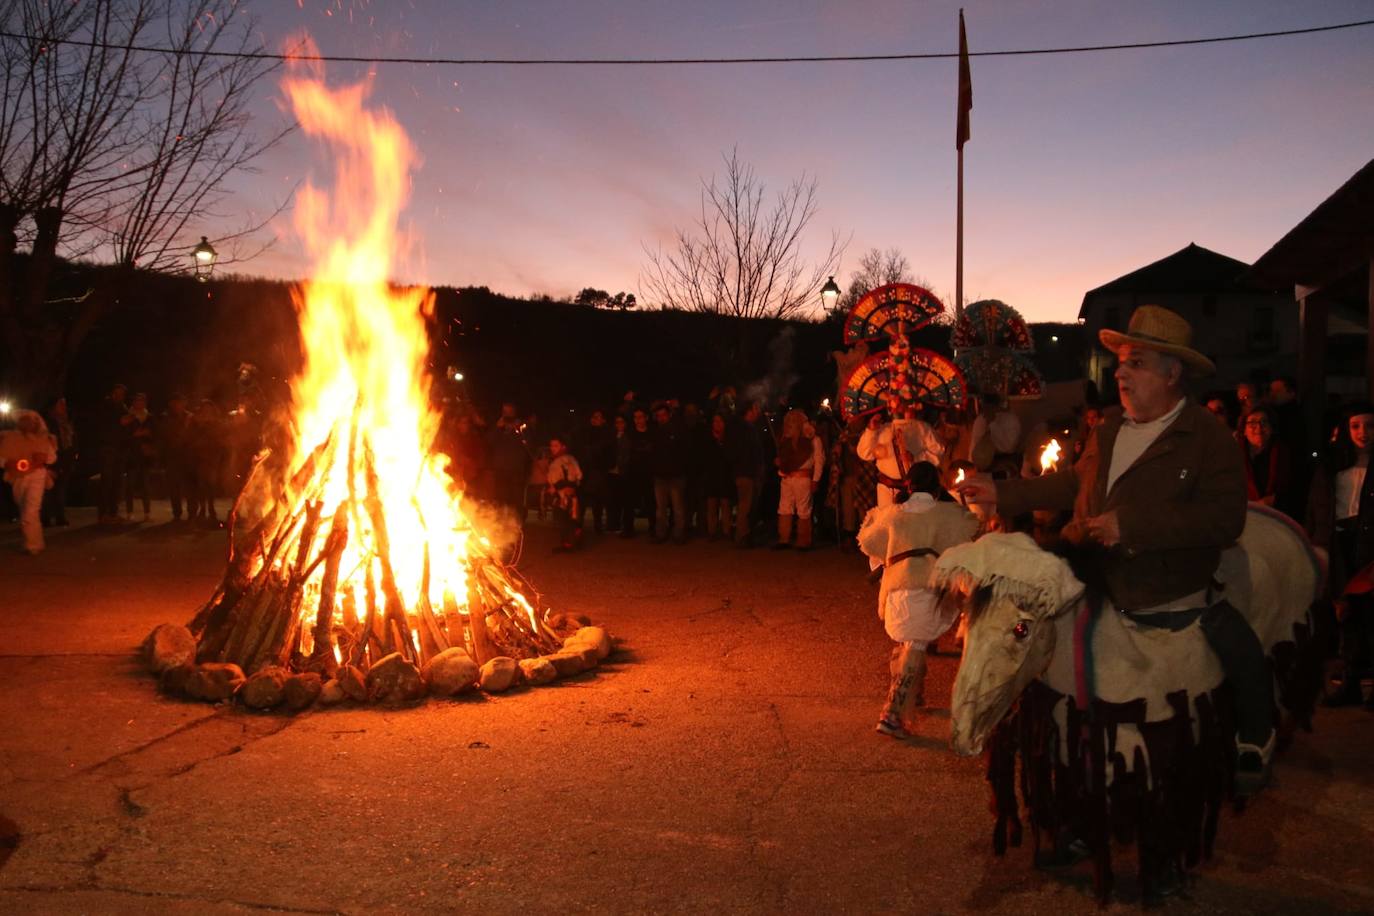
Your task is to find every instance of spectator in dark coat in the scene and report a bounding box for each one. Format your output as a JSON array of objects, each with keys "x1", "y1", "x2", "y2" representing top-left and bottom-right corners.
[
  {"x1": 1268, "y1": 376, "x2": 1306, "y2": 451},
  {"x1": 95, "y1": 383, "x2": 130, "y2": 524},
  {"x1": 577, "y1": 409, "x2": 614, "y2": 534},
  {"x1": 681, "y1": 402, "x2": 709, "y2": 535},
  {"x1": 728, "y1": 401, "x2": 766, "y2": 546},
  {"x1": 124, "y1": 392, "x2": 156, "y2": 521},
  {"x1": 607, "y1": 413, "x2": 633, "y2": 534},
  {"x1": 42, "y1": 397, "x2": 76, "y2": 527},
  {"x1": 447, "y1": 412, "x2": 491, "y2": 498},
  {"x1": 1239, "y1": 406, "x2": 1300, "y2": 520},
  {"x1": 488, "y1": 419, "x2": 531, "y2": 522},
  {"x1": 701, "y1": 413, "x2": 737, "y2": 539},
  {"x1": 649, "y1": 402, "x2": 688, "y2": 543},
  {"x1": 622, "y1": 408, "x2": 654, "y2": 538},
  {"x1": 189, "y1": 399, "x2": 226, "y2": 526},
  {"x1": 160, "y1": 394, "x2": 196, "y2": 521}
]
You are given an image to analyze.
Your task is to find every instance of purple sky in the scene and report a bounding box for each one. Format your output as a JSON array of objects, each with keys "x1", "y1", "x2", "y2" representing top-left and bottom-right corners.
[{"x1": 222, "y1": 0, "x2": 1374, "y2": 322}]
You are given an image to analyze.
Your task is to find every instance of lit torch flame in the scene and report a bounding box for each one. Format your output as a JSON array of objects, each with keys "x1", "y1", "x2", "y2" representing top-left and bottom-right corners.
[{"x1": 1039, "y1": 438, "x2": 1062, "y2": 474}]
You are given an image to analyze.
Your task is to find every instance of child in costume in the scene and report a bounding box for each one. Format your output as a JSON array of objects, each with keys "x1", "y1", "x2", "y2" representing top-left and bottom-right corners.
[{"x1": 546, "y1": 437, "x2": 584, "y2": 552}]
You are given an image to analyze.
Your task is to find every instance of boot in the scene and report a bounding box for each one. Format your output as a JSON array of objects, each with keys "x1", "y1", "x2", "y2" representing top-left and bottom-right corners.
[
  {"x1": 906, "y1": 648, "x2": 928, "y2": 708},
  {"x1": 795, "y1": 517, "x2": 813, "y2": 551},
  {"x1": 772, "y1": 515, "x2": 792, "y2": 549},
  {"x1": 878, "y1": 644, "x2": 928, "y2": 735}
]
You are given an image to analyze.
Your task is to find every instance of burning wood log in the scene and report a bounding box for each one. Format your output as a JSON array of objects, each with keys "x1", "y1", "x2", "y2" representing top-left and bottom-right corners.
[{"x1": 308, "y1": 504, "x2": 350, "y2": 670}]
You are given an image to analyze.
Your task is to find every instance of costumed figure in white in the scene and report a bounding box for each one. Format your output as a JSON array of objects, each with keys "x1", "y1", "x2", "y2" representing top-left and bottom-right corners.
[
  {"x1": 0, "y1": 410, "x2": 58, "y2": 555},
  {"x1": 858, "y1": 461, "x2": 977, "y2": 737}
]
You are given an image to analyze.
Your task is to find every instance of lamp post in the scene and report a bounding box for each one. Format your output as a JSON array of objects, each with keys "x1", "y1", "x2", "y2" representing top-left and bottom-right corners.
[
  {"x1": 820, "y1": 275, "x2": 841, "y2": 313},
  {"x1": 192, "y1": 236, "x2": 217, "y2": 282}
]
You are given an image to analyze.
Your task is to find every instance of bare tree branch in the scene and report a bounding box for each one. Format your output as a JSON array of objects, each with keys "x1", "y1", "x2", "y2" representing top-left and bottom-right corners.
[
  {"x1": 839, "y1": 246, "x2": 932, "y2": 310},
  {"x1": 641, "y1": 148, "x2": 846, "y2": 321}
]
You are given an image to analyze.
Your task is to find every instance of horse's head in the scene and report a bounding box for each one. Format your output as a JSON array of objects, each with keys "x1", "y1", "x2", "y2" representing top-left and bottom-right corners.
[{"x1": 934, "y1": 533, "x2": 1085, "y2": 757}]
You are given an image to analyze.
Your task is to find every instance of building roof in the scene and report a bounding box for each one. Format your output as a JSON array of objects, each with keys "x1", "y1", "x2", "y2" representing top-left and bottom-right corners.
[
  {"x1": 1249, "y1": 157, "x2": 1374, "y2": 291},
  {"x1": 1078, "y1": 243, "x2": 1264, "y2": 319}
]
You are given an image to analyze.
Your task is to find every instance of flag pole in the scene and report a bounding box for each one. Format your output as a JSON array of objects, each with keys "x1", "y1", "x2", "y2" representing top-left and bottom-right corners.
[
  {"x1": 955, "y1": 9, "x2": 972, "y2": 322},
  {"x1": 956, "y1": 139, "x2": 964, "y2": 322}
]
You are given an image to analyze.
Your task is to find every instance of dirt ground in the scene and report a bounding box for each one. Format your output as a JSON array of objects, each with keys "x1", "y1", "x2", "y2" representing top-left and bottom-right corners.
[{"x1": 1, "y1": 508, "x2": 1373, "y2": 915}]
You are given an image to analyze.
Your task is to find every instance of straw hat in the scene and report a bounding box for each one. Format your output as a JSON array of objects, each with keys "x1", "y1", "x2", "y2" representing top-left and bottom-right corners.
[{"x1": 1098, "y1": 304, "x2": 1215, "y2": 375}]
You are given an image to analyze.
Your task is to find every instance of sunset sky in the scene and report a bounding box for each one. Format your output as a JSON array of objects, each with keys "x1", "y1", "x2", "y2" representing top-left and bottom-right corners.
[{"x1": 223, "y1": 0, "x2": 1374, "y2": 322}]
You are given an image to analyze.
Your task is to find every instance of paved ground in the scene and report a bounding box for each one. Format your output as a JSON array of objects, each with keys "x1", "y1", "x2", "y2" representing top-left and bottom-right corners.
[{"x1": 1, "y1": 508, "x2": 1373, "y2": 915}]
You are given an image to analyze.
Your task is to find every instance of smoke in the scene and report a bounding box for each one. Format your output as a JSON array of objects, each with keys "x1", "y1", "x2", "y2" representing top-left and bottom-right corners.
[
  {"x1": 461, "y1": 497, "x2": 526, "y2": 556},
  {"x1": 742, "y1": 325, "x2": 799, "y2": 408}
]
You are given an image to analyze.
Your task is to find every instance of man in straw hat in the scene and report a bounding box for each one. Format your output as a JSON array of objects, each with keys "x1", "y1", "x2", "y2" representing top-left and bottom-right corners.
[{"x1": 960, "y1": 304, "x2": 1274, "y2": 797}]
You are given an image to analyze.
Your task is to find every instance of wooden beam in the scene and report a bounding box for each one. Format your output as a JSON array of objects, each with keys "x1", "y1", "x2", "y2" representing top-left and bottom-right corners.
[
  {"x1": 1297, "y1": 286, "x2": 1327, "y2": 439},
  {"x1": 1368, "y1": 257, "x2": 1374, "y2": 402}
]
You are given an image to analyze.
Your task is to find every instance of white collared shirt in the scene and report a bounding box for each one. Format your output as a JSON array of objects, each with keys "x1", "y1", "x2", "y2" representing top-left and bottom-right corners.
[{"x1": 1105, "y1": 396, "x2": 1187, "y2": 494}]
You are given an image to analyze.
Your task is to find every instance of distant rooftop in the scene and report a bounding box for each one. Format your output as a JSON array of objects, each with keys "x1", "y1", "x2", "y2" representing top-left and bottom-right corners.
[
  {"x1": 1078, "y1": 243, "x2": 1269, "y2": 319},
  {"x1": 1249, "y1": 157, "x2": 1374, "y2": 292}
]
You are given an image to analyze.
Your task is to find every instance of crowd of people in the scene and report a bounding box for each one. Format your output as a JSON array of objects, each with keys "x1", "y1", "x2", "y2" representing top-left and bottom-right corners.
[
  {"x1": 2, "y1": 367, "x2": 1367, "y2": 568},
  {"x1": 437, "y1": 391, "x2": 804, "y2": 553},
  {"x1": 3, "y1": 314, "x2": 1372, "y2": 757}
]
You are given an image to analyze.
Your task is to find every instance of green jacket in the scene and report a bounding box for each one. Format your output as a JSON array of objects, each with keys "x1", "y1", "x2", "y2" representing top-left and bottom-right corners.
[{"x1": 997, "y1": 401, "x2": 1246, "y2": 611}]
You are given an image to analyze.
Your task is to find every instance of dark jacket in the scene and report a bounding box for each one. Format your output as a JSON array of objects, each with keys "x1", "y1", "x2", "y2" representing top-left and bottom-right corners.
[
  {"x1": 96, "y1": 397, "x2": 129, "y2": 451},
  {"x1": 577, "y1": 422, "x2": 615, "y2": 475},
  {"x1": 649, "y1": 418, "x2": 688, "y2": 478},
  {"x1": 998, "y1": 401, "x2": 1246, "y2": 611},
  {"x1": 727, "y1": 417, "x2": 764, "y2": 479},
  {"x1": 702, "y1": 434, "x2": 736, "y2": 498},
  {"x1": 1240, "y1": 439, "x2": 1299, "y2": 519},
  {"x1": 160, "y1": 410, "x2": 195, "y2": 462},
  {"x1": 626, "y1": 426, "x2": 654, "y2": 478}
]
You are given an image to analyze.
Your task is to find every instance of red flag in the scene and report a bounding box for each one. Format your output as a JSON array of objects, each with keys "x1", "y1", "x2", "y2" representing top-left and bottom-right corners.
[{"x1": 957, "y1": 9, "x2": 972, "y2": 150}]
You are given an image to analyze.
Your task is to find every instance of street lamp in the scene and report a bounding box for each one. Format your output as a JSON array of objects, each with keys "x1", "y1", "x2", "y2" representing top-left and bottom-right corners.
[
  {"x1": 820, "y1": 275, "x2": 841, "y2": 312},
  {"x1": 192, "y1": 236, "x2": 217, "y2": 282}
]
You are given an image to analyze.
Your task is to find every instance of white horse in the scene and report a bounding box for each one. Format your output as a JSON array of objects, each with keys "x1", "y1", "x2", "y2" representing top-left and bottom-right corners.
[{"x1": 935, "y1": 506, "x2": 1323, "y2": 902}]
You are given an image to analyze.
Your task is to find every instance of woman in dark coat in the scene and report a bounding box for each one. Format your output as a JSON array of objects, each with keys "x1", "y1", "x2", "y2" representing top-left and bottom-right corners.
[
  {"x1": 1238, "y1": 405, "x2": 1299, "y2": 520},
  {"x1": 701, "y1": 413, "x2": 737, "y2": 539}
]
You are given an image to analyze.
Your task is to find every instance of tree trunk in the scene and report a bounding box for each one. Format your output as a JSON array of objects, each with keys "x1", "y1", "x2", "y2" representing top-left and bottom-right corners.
[
  {"x1": 0, "y1": 203, "x2": 26, "y2": 392},
  {"x1": 23, "y1": 208, "x2": 63, "y2": 321}
]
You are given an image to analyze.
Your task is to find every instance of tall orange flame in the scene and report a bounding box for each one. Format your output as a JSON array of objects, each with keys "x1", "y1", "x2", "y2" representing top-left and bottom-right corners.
[{"x1": 255, "y1": 72, "x2": 545, "y2": 662}]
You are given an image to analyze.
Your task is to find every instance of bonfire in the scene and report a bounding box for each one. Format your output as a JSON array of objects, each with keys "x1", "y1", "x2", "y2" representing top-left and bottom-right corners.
[{"x1": 144, "y1": 67, "x2": 609, "y2": 710}]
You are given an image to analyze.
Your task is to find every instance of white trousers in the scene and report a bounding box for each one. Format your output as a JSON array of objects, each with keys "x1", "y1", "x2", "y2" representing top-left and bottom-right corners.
[{"x1": 12, "y1": 472, "x2": 46, "y2": 553}]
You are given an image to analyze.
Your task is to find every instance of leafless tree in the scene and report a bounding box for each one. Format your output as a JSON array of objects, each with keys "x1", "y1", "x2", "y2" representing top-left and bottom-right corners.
[
  {"x1": 840, "y1": 247, "x2": 922, "y2": 310},
  {"x1": 0, "y1": 0, "x2": 288, "y2": 397},
  {"x1": 641, "y1": 149, "x2": 845, "y2": 321}
]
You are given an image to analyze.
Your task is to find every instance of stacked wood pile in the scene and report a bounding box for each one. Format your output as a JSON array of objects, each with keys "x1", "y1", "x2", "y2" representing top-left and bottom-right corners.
[{"x1": 141, "y1": 435, "x2": 613, "y2": 711}]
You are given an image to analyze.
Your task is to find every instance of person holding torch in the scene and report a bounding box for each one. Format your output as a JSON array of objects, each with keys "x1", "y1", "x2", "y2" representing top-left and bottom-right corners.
[
  {"x1": 1, "y1": 410, "x2": 58, "y2": 555},
  {"x1": 956, "y1": 305, "x2": 1274, "y2": 799}
]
